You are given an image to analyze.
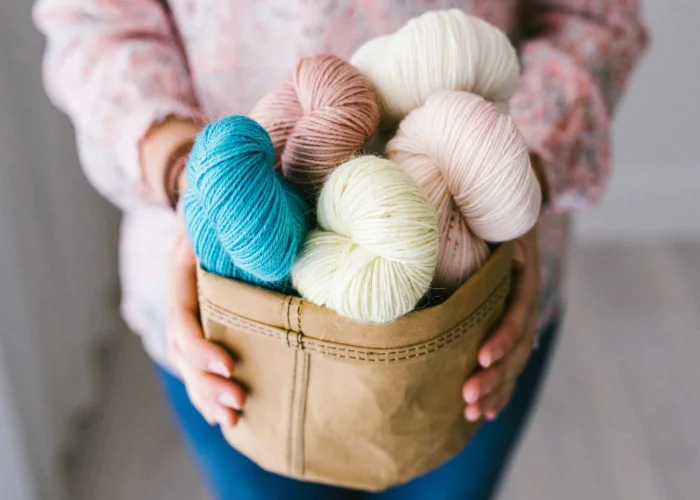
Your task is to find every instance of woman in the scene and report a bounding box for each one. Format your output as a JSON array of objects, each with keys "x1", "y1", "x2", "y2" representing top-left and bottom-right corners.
[{"x1": 34, "y1": 1, "x2": 646, "y2": 498}]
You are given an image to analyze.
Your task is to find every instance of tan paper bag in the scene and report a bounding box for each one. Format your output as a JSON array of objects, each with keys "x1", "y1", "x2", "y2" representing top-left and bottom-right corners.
[{"x1": 197, "y1": 241, "x2": 513, "y2": 491}]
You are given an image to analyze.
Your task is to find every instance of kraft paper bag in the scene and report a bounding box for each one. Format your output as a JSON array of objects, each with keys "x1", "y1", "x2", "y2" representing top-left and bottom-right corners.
[{"x1": 197, "y1": 241, "x2": 514, "y2": 491}]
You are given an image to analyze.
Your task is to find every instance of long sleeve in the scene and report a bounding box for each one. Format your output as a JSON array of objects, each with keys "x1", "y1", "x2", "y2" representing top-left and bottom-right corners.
[
  {"x1": 510, "y1": 0, "x2": 648, "y2": 212},
  {"x1": 33, "y1": 0, "x2": 206, "y2": 210}
]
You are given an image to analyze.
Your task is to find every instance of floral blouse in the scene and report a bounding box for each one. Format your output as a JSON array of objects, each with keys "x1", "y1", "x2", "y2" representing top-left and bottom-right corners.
[{"x1": 34, "y1": 0, "x2": 647, "y2": 369}]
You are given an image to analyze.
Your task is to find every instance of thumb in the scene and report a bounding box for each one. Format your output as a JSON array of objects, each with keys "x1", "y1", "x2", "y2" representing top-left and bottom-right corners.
[
  {"x1": 172, "y1": 207, "x2": 196, "y2": 266},
  {"x1": 512, "y1": 238, "x2": 526, "y2": 268}
]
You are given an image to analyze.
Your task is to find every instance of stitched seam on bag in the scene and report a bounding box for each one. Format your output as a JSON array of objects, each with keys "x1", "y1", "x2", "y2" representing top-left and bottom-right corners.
[
  {"x1": 297, "y1": 353, "x2": 309, "y2": 476},
  {"x1": 303, "y1": 283, "x2": 504, "y2": 359},
  {"x1": 287, "y1": 351, "x2": 298, "y2": 473},
  {"x1": 297, "y1": 300, "x2": 304, "y2": 336},
  {"x1": 200, "y1": 279, "x2": 507, "y2": 360},
  {"x1": 284, "y1": 295, "x2": 293, "y2": 331},
  {"x1": 200, "y1": 277, "x2": 508, "y2": 362}
]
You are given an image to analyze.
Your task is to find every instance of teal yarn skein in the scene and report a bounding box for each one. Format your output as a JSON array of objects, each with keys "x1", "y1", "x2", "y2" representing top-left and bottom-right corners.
[{"x1": 183, "y1": 115, "x2": 308, "y2": 290}]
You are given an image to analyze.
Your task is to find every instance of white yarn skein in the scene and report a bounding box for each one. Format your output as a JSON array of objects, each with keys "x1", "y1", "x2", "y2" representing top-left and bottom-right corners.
[
  {"x1": 291, "y1": 156, "x2": 439, "y2": 323},
  {"x1": 351, "y1": 9, "x2": 519, "y2": 123}
]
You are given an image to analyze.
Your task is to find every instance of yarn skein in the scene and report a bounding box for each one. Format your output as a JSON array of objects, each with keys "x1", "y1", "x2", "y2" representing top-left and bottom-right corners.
[
  {"x1": 183, "y1": 115, "x2": 308, "y2": 290},
  {"x1": 250, "y1": 54, "x2": 379, "y2": 198},
  {"x1": 350, "y1": 9, "x2": 519, "y2": 124},
  {"x1": 291, "y1": 156, "x2": 439, "y2": 323},
  {"x1": 386, "y1": 91, "x2": 541, "y2": 291}
]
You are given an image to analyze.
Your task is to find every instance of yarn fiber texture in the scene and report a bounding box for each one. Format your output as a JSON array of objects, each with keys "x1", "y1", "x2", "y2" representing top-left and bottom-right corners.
[
  {"x1": 183, "y1": 115, "x2": 308, "y2": 290},
  {"x1": 250, "y1": 54, "x2": 379, "y2": 198},
  {"x1": 386, "y1": 91, "x2": 541, "y2": 291},
  {"x1": 291, "y1": 156, "x2": 439, "y2": 323},
  {"x1": 350, "y1": 9, "x2": 519, "y2": 124}
]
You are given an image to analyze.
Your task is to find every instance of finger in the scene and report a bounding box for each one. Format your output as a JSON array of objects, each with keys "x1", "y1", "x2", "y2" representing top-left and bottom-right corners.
[
  {"x1": 168, "y1": 345, "x2": 213, "y2": 418},
  {"x1": 168, "y1": 228, "x2": 199, "y2": 316},
  {"x1": 513, "y1": 228, "x2": 539, "y2": 310},
  {"x1": 464, "y1": 405, "x2": 482, "y2": 423},
  {"x1": 210, "y1": 405, "x2": 239, "y2": 428},
  {"x1": 174, "y1": 364, "x2": 245, "y2": 428},
  {"x1": 167, "y1": 211, "x2": 236, "y2": 378},
  {"x1": 184, "y1": 377, "x2": 240, "y2": 428},
  {"x1": 190, "y1": 381, "x2": 242, "y2": 428},
  {"x1": 464, "y1": 323, "x2": 536, "y2": 410},
  {"x1": 464, "y1": 381, "x2": 515, "y2": 422},
  {"x1": 184, "y1": 365, "x2": 247, "y2": 412},
  {"x1": 512, "y1": 237, "x2": 526, "y2": 268},
  {"x1": 462, "y1": 366, "x2": 506, "y2": 404},
  {"x1": 183, "y1": 383, "x2": 215, "y2": 425},
  {"x1": 479, "y1": 232, "x2": 539, "y2": 368},
  {"x1": 481, "y1": 381, "x2": 516, "y2": 421},
  {"x1": 483, "y1": 296, "x2": 538, "y2": 378},
  {"x1": 478, "y1": 294, "x2": 528, "y2": 368},
  {"x1": 185, "y1": 382, "x2": 238, "y2": 427},
  {"x1": 169, "y1": 342, "x2": 245, "y2": 423},
  {"x1": 500, "y1": 329, "x2": 536, "y2": 382},
  {"x1": 170, "y1": 308, "x2": 235, "y2": 378}
]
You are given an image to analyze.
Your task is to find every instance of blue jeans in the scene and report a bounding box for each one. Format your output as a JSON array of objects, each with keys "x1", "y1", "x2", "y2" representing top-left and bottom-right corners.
[{"x1": 155, "y1": 318, "x2": 559, "y2": 500}]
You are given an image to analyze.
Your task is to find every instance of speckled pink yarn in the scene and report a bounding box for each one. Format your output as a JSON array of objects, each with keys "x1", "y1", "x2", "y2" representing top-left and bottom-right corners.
[
  {"x1": 387, "y1": 91, "x2": 541, "y2": 291},
  {"x1": 250, "y1": 55, "x2": 379, "y2": 198}
]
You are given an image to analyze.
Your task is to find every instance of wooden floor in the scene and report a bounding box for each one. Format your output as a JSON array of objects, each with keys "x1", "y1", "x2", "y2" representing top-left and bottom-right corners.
[{"x1": 67, "y1": 241, "x2": 700, "y2": 500}]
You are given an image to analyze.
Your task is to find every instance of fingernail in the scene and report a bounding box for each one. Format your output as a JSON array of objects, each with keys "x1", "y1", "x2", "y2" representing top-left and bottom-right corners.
[
  {"x1": 214, "y1": 408, "x2": 231, "y2": 427},
  {"x1": 466, "y1": 407, "x2": 481, "y2": 422},
  {"x1": 486, "y1": 411, "x2": 499, "y2": 421},
  {"x1": 513, "y1": 241, "x2": 526, "y2": 266},
  {"x1": 482, "y1": 349, "x2": 503, "y2": 368},
  {"x1": 219, "y1": 392, "x2": 242, "y2": 410},
  {"x1": 465, "y1": 387, "x2": 479, "y2": 404},
  {"x1": 208, "y1": 361, "x2": 231, "y2": 378}
]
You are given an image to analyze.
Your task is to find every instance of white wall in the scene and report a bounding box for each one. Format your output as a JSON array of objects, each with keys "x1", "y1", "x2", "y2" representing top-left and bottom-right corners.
[
  {"x1": 0, "y1": 1, "x2": 124, "y2": 498},
  {"x1": 576, "y1": 0, "x2": 700, "y2": 242}
]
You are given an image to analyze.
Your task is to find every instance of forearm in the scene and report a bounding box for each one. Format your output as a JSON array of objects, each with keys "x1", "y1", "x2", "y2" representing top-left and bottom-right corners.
[
  {"x1": 529, "y1": 153, "x2": 550, "y2": 207},
  {"x1": 511, "y1": 0, "x2": 647, "y2": 212},
  {"x1": 34, "y1": 0, "x2": 204, "y2": 209},
  {"x1": 140, "y1": 116, "x2": 199, "y2": 208}
]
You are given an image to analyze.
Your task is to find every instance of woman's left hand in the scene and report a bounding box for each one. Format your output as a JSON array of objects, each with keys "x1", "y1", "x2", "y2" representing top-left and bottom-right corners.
[{"x1": 462, "y1": 227, "x2": 540, "y2": 422}]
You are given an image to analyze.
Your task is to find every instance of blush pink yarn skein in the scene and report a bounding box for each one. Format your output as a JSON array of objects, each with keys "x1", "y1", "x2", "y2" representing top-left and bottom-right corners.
[
  {"x1": 250, "y1": 55, "x2": 380, "y2": 198},
  {"x1": 386, "y1": 91, "x2": 542, "y2": 291}
]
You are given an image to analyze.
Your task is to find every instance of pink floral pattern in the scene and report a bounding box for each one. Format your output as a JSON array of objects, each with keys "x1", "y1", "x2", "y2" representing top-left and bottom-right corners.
[{"x1": 34, "y1": 0, "x2": 647, "y2": 368}]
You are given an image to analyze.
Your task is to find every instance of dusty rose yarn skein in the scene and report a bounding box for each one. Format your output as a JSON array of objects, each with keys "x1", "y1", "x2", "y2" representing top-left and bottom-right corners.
[
  {"x1": 250, "y1": 55, "x2": 379, "y2": 197},
  {"x1": 387, "y1": 91, "x2": 542, "y2": 291}
]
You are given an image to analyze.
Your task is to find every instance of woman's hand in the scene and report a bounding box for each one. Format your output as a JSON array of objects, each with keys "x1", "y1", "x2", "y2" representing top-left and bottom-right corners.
[
  {"x1": 167, "y1": 205, "x2": 246, "y2": 427},
  {"x1": 462, "y1": 227, "x2": 540, "y2": 422},
  {"x1": 149, "y1": 117, "x2": 245, "y2": 426}
]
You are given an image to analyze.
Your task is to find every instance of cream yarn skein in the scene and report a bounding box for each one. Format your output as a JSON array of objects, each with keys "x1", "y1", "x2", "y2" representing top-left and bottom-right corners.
[
  {"x1": 387, "y1": 91, "x2": 541, "y2": 291},
  {"x1": 291, "y1": 156, "x2": 439, "y2": 323},
  {"x1": 350, "y1": 9, "x2": 519, "y2": 124}
]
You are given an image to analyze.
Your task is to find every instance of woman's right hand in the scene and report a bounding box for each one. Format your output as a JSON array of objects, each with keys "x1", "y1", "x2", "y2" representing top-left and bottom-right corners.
[{"x1": 167, "y1": 206, "x2": 246, "y2": 427}]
